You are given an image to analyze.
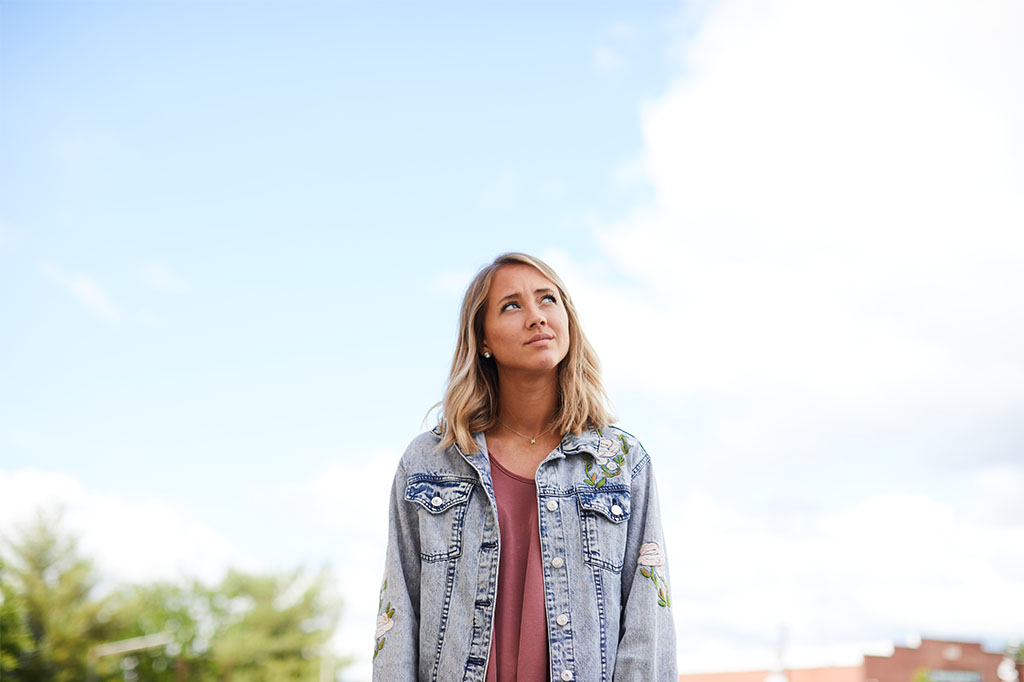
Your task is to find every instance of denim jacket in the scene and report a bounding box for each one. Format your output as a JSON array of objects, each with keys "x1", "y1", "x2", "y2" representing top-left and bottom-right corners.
[{"x1": 372, "y1": 425, "x2": 677, "y2": 682}]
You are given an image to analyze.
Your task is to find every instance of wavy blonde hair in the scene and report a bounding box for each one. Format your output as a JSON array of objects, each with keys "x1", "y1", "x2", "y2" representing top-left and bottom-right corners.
[{"x1": 436, "y1": 252, "x2": 612, "y2": 453}]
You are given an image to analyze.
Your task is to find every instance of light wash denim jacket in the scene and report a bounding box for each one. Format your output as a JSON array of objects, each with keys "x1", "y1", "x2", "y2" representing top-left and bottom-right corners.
[{"x1": 373, "y1": 424, "x2": 677, "y2": 682}]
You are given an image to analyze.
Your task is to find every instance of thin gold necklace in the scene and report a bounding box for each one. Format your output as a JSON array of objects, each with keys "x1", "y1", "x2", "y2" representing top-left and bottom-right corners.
[{"x1": 497, "y1": 419, "x2": 555, "y2": 446}]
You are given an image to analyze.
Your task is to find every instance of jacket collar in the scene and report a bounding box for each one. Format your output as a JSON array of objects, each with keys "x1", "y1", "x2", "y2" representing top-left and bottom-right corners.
[{"x1": 432, "y1": 423, "x2": 602, "y2": 458}]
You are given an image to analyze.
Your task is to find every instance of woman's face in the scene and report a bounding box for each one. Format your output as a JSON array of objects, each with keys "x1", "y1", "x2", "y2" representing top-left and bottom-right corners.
[{"x1": 481, "y1": 264, "x2": 570, "y2": 376}]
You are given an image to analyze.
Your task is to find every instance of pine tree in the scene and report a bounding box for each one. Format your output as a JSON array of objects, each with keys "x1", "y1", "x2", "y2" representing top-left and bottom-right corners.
[{"x1": 0, "y1": 509, "x2": 118, "y2": 682}]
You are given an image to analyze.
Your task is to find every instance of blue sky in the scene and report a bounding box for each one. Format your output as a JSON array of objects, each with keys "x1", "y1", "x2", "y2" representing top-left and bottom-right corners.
[
  {"x1": 1, "y1": 0, "x2": 674, "y2": 511},
  {"x1": 2, "y1": 0, "x2": 1023, "y2": 679}
]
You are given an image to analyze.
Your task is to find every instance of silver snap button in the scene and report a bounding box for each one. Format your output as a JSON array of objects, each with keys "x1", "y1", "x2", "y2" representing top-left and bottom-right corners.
[
  {"x1": 611, "y1": 504, "x2": 622, "y2": 515},
  {"x1": 431, "y1": 496, "x2": 443, "y2": 507},
  {"x1": 551, "y1": 557, "x2": 564, "y2": 569},
  {"x1": 561, "y1": 671, "x2": 574, "y2": 681},
  {"x1": 546, "y1": 499, "x2": 558, "y2": 512},
  {"x1": 556, "y1": 613, "x2": 569, "y2": 626}
]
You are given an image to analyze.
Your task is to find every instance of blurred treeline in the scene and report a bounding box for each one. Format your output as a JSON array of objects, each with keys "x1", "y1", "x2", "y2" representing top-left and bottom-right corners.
[{"x1": 0, "y1": 509, "x2": 346, "y2": 682}]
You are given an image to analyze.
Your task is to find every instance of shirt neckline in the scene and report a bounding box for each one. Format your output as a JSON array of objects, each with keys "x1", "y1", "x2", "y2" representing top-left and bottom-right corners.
[{"x1": 488, "y1": 446, "x2": 537, "y2": 486}]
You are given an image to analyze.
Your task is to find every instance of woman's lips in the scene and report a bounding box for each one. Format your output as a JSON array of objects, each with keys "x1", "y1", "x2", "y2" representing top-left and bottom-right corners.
[{"x1": 526, "y1": 334, "x2": 555, "y2": 345}]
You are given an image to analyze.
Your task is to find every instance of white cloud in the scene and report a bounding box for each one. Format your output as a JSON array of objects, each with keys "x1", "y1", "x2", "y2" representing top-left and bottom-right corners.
[
  {"x1": 40, "y1": 261, "x2": 122, "y2": 321},
  {"x1": 668, "y1": 483, "x2": 1024, "y2": 671},
  {"x1": 0, "y1": 468, "x2": 252, "y2": 586},
  {"x1": 281, "y1": 451, "x2": 398, "y2": 682},
  {"x1": 557, "y1": 0, "x2": 1024, "y2": 668},
  {"x1": 560, "y1": 0, "x2": 1024, "y2": 447}
]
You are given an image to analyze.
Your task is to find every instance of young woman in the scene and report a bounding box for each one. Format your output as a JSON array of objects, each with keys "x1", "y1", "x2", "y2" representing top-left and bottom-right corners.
[{"x1": 373, "y1": 253, "x2": 676, "y2": 682}]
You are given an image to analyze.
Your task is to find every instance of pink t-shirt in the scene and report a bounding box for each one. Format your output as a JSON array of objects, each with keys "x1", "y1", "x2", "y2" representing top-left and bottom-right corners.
[{"x1": 485, "y1": 449, "x2": 550, "y2": 682}]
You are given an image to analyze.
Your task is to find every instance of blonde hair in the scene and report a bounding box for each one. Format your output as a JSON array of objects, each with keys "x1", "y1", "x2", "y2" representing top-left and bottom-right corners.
[{"x1": 436, "y1": 252, "x2": 612, "y2": 453}]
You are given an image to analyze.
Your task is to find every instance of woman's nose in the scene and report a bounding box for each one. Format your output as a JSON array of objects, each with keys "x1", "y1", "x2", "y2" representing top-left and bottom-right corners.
[{"x1": 528, "y1": 306, "x2": 547, "y2": 327}]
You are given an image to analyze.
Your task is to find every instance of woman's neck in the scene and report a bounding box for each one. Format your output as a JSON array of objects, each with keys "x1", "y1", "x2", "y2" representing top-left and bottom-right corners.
[{"x1": 495, "y1": 370, "x2": 559, "y2": 435}]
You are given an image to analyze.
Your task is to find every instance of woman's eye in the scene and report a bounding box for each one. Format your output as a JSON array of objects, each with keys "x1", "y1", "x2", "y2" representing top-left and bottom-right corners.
[
  {"x1": 501, "y1": 301, "x2": 520, "y2": 312},
  {"x1": 542, "y1": 294, "x2": 558, "y2": 303}
]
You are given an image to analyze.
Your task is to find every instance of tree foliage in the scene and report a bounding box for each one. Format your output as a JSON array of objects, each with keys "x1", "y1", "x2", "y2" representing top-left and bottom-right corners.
[
  {"x1": 1, "y1": 509, "x2": 120, "y2": 682},
  {"x1": 1, "y1": 509, "x2": 344, "y2": 682}
]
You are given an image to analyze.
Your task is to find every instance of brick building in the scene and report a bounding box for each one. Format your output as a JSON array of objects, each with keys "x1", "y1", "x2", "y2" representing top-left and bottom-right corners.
[{"x1": 678, "y1": 639, "x2": 1023, "y2": 682}]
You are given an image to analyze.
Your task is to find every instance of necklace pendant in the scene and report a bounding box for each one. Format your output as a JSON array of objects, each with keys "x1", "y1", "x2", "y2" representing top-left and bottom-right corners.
[{"x1": 530, "y1": 438, "x2": 536, "y2": 445}]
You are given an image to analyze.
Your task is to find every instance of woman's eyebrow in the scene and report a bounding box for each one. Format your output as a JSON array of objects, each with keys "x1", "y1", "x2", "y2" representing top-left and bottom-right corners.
[{"x1": 497, "y1": 288, "x2": 555, "y2": 305}]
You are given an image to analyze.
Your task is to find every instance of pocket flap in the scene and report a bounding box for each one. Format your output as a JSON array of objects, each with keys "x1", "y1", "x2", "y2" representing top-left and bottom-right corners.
[
  {"x1": 577, "y1": 488, "x2": 630, "y2": 522},
  {"x1": 405, "y1": 477, "x2": 474, "y2": 513}
]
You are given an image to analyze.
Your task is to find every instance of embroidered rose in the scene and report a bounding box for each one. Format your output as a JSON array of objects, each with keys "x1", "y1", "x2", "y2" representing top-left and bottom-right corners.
[
  {"x1": 637, "y1": 542, "x2": 665, "y2": 567},
  {"x1": 594, "y1": 435, "x2": 618, "y2": 466},
  {"x1": 375, "y1": 611, "x2": 395, "y2": 639}
]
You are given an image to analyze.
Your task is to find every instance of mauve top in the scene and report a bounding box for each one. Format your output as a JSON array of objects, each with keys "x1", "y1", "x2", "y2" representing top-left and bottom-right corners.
[{"x1": 485, "y1": 448, "x2": 551, "y2": 682}]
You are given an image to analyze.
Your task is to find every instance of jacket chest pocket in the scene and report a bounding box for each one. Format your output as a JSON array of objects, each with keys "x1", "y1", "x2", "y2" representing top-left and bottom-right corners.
[
  {"x1": 405, "y1": 476, "x2": 475, "y2": 563},
  {"x1": 577, "y1": 487, "x2": 631, "y2": 573}
]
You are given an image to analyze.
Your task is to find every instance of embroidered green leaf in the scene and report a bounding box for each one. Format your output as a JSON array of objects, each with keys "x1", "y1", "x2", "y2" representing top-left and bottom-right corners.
[
  {"x1": 595, "y1": 478, "x2": 606, "y2": 489},
  {"x1": 639, "y1": 567, "x2": 651, "y2": 579},
  {"x1": 386, "y1": 607, "x2": 395, "y2": 618}
]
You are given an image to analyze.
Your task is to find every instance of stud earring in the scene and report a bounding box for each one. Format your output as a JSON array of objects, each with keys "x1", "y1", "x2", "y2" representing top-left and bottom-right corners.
[{"x1": 482, "y1": 351, "x2": 492, "y2": 359}]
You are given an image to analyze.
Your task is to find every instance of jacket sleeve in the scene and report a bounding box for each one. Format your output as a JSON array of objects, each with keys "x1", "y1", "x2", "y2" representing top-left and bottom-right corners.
[
  {"x1": 372, "y1": 459, "x2": 421, "y2": 682},
  {"x1": 613, "y1": 447, "x2": 678, "y2": 681}
]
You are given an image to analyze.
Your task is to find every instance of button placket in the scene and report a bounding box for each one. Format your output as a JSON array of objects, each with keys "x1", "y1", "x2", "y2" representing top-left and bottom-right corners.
[{"x1": 537, "y1": 481, "x2": 574, "y2": 682}]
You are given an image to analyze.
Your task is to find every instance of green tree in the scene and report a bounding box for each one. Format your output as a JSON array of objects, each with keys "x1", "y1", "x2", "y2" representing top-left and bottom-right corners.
[
  {"x1": 2, "y1": 510, "x2": 345, "y2": 682},
  {"x1": 0, "y1": 509, "x2": 119, "y2": 682},
  {"x1": 203, "y1": 568, "x2": 341, "y2": 682},
  {"x1": 1, "y1": 557, "x2": 33, "y2": 677},
  {"x1": 97, "y1": 580, "x2": 210, "y2": 682}
]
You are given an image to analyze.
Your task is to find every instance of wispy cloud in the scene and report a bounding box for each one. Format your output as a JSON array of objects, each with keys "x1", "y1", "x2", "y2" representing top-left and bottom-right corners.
[
  {"x1": 594, "y1": 45, "x2": 624, "y2": 71},
  {"x1": 142, "y1": 263, "x2": 186, "y2": 293},
  {"x1": 40, "y1": 261, "x2": 121, "y2": 321},
  {"x1": 607, "y1": 22, "x2": 637, "y2": 39}
]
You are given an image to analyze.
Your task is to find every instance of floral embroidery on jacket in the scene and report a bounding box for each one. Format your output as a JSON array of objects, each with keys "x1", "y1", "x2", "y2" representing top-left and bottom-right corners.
[
  {"x1": 637, "y1": 541, "x2": 671, "y2": 608},
  {"x1": 373, "y1": 578, "x2": 395, "y2": 660},
  {"x1": 584, "y1": 430, "x2": 628, "y2": 488}
]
